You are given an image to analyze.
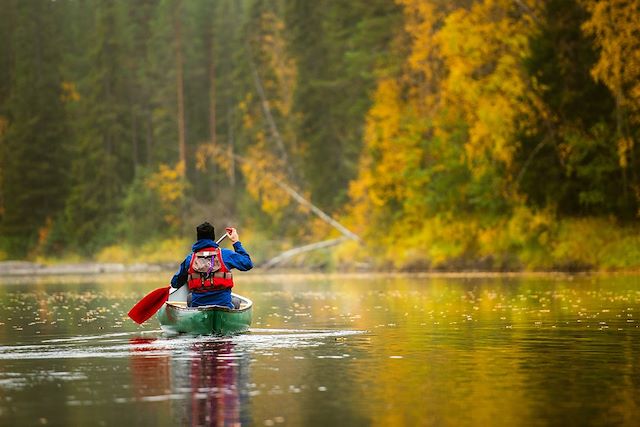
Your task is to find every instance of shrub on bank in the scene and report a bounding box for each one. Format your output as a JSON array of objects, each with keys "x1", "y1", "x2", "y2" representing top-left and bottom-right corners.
[
  {"x1": 95, "y1": 237, "x2": 190, "y2": 265},
  {"x1": 333, "y1": 213, "x2": 640, "y2": 272}
]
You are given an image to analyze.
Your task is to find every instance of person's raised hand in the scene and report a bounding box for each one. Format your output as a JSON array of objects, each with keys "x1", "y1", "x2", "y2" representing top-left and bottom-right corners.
[{"x1": 225, "y1": 227, "x2": 239, "y2": 243}]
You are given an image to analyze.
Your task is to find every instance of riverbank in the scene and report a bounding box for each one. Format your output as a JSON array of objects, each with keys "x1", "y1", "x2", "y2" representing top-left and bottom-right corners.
[
  {"x1": 0, "y1": 261, "x2": 171, "y2": 277},
  {"x1": 333, "y1": 216, "x2": 640, "y2": 272},
  {"x1": 3, "y1": 217, "x2": 640, "y2": 274},
  {"x1": 1, "y1": 259, "x2": 639, "y2": 280}
]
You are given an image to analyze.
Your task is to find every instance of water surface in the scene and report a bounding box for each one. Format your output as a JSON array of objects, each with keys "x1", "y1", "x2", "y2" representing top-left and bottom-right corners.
[{"x1": 1, "y1": 274, "x2": 639, "y2": 426}]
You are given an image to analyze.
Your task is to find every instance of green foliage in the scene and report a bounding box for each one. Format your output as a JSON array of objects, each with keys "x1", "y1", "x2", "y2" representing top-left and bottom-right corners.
[
  {"x1": 120, "y1": 168, "x2": 166, "y2": 244},
  {"x1": 95, "y1": 237, "x2": 190, "y2": 264},
  {"x1": 345, "y1": 0, "x2": 640, "y2": 271},
  {"x1": 286, "y1": 0, "x2": 403, "y2": 211},
  {"x1": 0, "y1": 0, "x2": 639, "y2": 271},
  {"x1": 0, "y1": 0, "x2": 71, "y2": 257},
  {"x1": 552, "y1": 218, "x2": 640, "y2": 270},
  {"x1": 62, "y1": 1, "x2": 135, "y2": 250},
  {"x1": 521, "y1": 0, "x2": 630, "y2": 216}
]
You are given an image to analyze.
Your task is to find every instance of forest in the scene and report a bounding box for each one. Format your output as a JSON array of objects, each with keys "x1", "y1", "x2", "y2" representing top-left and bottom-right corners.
[{"x1": 1, "y1": 0, "x2": 639, "y2": 271}]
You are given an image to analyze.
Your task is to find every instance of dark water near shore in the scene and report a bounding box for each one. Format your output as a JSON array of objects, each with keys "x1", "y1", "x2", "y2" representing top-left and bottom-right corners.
[{"x1": 1, "y1": 274, "x2": 640, "y2": 426}]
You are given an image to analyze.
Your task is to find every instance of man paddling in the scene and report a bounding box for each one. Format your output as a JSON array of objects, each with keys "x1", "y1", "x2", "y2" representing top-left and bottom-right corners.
[{"x1": 171, "y1": 222, "x2": 253, "y2": 308}]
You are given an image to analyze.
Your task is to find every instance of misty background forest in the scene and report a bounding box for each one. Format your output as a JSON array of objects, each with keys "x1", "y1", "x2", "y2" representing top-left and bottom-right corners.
[{"x1": 1, "y1": 0, "x2": 639, "y2": 270}]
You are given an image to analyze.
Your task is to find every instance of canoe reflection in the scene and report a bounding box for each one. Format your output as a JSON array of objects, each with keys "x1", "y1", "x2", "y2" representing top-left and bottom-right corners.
[
  {"x1": 185, "y1": 340, "x2": 250, "y2": 426},
  {"x1": 130, "y1": 338, "x2": 251, "y2": 426}
]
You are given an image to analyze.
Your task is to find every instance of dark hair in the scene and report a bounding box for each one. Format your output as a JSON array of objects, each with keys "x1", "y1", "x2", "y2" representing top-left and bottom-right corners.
[{"x1": 196, "y1": 222, "x2": 215, "y2": 241}]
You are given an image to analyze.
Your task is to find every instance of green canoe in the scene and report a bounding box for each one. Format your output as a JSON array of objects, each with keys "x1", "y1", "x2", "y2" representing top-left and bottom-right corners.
[{"x1": 157, "y1": 293, "x2": 253, "y2": 335}]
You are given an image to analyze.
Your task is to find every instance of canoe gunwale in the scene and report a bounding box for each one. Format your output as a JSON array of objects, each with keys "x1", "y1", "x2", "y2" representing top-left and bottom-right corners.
[
  {"x1": 158, "y1": 293, "x2": 253, "y2": 335},
  {"x1": 164, "y1": 293, "x2": 253, "y2": 314}
]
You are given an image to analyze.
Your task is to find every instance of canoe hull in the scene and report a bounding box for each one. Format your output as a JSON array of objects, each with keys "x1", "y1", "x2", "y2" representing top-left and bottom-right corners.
[{"x1": 157, "y1": 293, "x2": 252, "y2": 335}]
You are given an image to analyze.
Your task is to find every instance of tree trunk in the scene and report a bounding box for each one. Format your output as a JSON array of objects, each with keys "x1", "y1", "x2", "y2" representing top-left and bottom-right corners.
[
  {"x1": 208, "y1": 25, "x2": 217, "y2": 148},
  {"x1": 175, "y1": 0, "x2": 186, "y2": 169},
  {"x1": 228, "y1": 108, "x2": 235, "y2": 188}
]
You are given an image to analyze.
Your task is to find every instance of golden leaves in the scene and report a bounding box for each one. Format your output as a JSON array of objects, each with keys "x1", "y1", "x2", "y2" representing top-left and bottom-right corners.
[
  {"x1": 349, "y1": 79, "x2": 402, "y2": 220},
  {"x1": 195, "y1": 144, "x2": 213, "y2": 172},
  {"x1": 236, "y1": 11, "x2": 300, "y2": 220},
  {"x1": 240, "y1": 139, "x2": 292, "y2": 217},
  {"x1": 348, "y1": 77, "x2": 432, "y2": 235},
  {"x1": 348, "y1": 0, "x2": 549, "y2": 251},
  {"x1": 617, "y1": 136, "x2": 634, "y2": 169},
  {"x1": 582, "y1": 0, "x2": 640, "y2": 105},
  {"x1": 353, "y1": 0, "x2": 542, "y2": 195},
  {"x1": 582, "y1": 0, "x2": 640, "y2": 169},
  {"x1": 397, "y1": 0, "x2": 440, "y2": 81},
  {"x1": 259, "y1": 11, "x2": 297, "y2": 118},
  {"x1": 37, "y1": 217, "x2": 54, "y2": 247},
  {"x1": 145, "y1": 162, "x2": 188, "y2": 228},
  {"x1": 60, "y1": 81, "x2": 80, "y2": 103},
  {"x1": 435, "y1": 0, "x2": 540, "y2": 176}
]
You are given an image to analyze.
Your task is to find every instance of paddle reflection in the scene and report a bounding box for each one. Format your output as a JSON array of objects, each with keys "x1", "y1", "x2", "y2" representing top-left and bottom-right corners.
[
  {"x1": 130, "y1": 338, "x2": 172, "y2": 400},
  {"x1": 184, "y1": 340, "x2": 250, "y2": 426},
  {"x1": 130, "y1": 338, "x2": 251, "y2": 426}
]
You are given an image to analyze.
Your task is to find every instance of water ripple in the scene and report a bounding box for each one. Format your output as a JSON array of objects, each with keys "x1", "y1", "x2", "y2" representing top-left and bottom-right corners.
[{"x1": 0, "y1": 328, "x2": 365, "y2": 360}]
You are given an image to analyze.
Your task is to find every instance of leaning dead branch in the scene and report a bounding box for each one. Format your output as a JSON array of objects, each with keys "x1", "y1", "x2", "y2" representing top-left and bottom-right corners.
[
  {"x1": 212, "y1": 146, "x2": 361, "y2": 243},
  {"x1": 261, "y1": 237, "x2": 349, "y2": 269}
]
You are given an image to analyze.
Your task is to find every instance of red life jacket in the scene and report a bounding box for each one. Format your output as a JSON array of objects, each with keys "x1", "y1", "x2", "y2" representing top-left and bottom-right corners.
[{"x1": 187, "y1": 246, "x2": 234, "y2": 291}]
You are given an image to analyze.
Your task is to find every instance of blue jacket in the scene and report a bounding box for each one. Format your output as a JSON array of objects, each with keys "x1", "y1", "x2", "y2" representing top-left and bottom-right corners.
[{"x1": 171, "y1": 239, "x2": 253, "y2": 308}]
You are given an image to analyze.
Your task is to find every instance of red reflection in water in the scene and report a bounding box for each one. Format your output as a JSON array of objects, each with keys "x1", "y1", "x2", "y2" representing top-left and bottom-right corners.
[
  {"x1": 190, "y1": 341, "x2": 242, "y2": 426},
  {"x1": 130, "y1": 338, "x2": 249, "y2": 426},
  {"x1": 129, "y1": 338, "x2": 171, "y2": 398}
]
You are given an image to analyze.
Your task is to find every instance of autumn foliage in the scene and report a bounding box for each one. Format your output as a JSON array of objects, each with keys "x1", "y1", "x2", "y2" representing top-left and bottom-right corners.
[
  {"x1": 346, "y1": 0, "x2": 640, "y2": 270},
  {"x1": 0, "y1": 0, "x2": 639, "y2": 270}
]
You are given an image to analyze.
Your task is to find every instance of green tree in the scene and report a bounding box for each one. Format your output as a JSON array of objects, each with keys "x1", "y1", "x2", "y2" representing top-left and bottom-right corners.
[
  {"x1": 522, "y1": 0, "x2": 634, "y2": 217},
  {"x1": 0, "y1": 0, "x2": 71, "y2": 256},
  {"x1": 64, "y1": 0, "x2": 135, "y2": 249},
  {"x1": 286, "y1": 0, "x2": 402, "y2": 211}
]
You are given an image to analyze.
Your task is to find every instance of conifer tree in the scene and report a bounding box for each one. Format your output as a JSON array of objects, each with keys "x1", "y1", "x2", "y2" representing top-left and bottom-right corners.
[
  {"x1": 64, "y1": 0, "x2": 134, "y2": 248},
  {"x1": 285, "y1": 0, "x2": 402, "y2": 212},
  {"x1": 0, "y1": 0, "x2": 70, "y2": 255}
]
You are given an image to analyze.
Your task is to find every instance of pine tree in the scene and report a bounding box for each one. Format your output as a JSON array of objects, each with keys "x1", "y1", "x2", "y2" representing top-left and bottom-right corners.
[
  {"x1": 286, "y1": 0, "x2": 403, "y2": 211},
  {"x1": 522, "y1": 0, "x2": 621, "y2": 215},
  {"x1": 64, "y1": 0, "x2": 135, "y2": 249},
  {"x1": 0, "y1": 0, "x2": 71, "y2": 256}
]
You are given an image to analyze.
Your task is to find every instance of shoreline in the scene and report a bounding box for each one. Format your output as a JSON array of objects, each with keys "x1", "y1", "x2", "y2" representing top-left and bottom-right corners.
[
  {"x1": 0, "y1": 261, "x2": 171, "y2": 277},
  {"x1": 1, "y1": 260, "x2": 638, "y2": 279}
]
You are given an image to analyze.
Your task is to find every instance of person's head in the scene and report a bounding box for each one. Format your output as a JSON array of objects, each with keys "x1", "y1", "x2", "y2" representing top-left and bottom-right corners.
[{"x1": 196, "y1": 222, "x2": 215, "y2": 241}]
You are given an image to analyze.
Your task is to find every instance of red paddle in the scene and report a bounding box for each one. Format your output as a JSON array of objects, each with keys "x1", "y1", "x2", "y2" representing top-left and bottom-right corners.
[
  {"x1": 128, "y1": 286, "x2": 170, "y2": 324},
  {"x1": 127, "y1": 232, "x2": 230, "y2": 324}
]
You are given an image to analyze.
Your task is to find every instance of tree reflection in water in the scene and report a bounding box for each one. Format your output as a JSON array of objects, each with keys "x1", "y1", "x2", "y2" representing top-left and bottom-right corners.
[{"x1": 130, "y1": 338, "x2": 251, "y2": 426}]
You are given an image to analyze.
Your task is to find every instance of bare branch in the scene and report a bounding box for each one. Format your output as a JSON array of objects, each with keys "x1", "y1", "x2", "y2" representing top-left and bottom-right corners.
[
  {"x1": 211, "y1": 146, "x2": 361, "y2": 242},
  {"x1": 246, "y1": 43, "x2": 297, "y2": 181},
  {"x1": 262, "y1": 237, "x2": 349, "y2": 269}
]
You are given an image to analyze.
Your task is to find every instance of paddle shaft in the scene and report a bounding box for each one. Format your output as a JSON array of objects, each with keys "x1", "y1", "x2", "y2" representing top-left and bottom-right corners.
[{"x1": 216, "y1": 233, "x2": 228, "y2": 245}]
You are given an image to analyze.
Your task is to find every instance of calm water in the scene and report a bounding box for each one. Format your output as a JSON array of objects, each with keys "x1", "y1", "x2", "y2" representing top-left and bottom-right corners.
[{"x1": 1, "y1": 273, "x2": 640, "y2": 426}]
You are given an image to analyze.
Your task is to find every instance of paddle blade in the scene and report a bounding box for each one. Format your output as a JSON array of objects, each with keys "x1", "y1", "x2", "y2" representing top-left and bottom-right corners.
[{"x1": 128, "y1": 286, "x2": 170, "y2": 324}]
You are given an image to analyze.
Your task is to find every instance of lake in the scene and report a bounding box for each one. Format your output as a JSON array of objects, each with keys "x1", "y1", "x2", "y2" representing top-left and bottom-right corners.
[{"x1": 1, "y1": 273, "x2": 639, "y2": 426}]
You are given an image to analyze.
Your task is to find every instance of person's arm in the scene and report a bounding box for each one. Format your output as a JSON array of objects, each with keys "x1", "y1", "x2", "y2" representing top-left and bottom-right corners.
[
  {"x1": 170, "y1": 255, "x2": 191, "y2": 288},
  {"x1": 222, "y1": 242, "x2": 253, "y2": 271},
  {"x1": 222, "y1": 227, "x2": 253, "y2": 271}
]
